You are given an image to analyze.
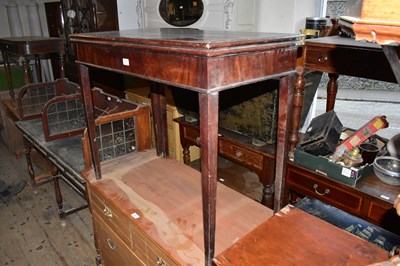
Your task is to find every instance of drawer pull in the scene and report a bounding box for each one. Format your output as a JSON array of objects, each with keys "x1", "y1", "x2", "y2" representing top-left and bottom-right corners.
[
  {"x1": 103, "y1": 206, "x2": 113, "y2": 218},
  {"x1": 157, "y1": 257, "x2": 167, "y2": 266},
  {"x1": 235, "y1": 151, "x2": 243, "y2": 158},
  {"x1": 318, "y1": 56, "x2": 328, "y2": 63},
  {"x1": 313, "y1": 184, "x2": 330, "y2": 196},
  {"x1": 107, "y1": 238, "x2": 117, "y2": 251},
  {"x1": 196, "y1": 137, "x2": 201, "y2": 146}
]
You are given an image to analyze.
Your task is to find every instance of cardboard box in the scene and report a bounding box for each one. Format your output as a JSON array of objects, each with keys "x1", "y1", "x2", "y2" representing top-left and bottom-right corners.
[{"x1": 294, "y1": 148, "x2": 373, "y2": 187}]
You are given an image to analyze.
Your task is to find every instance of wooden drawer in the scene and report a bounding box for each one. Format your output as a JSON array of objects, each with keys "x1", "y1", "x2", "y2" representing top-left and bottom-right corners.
[
  {"x1": 181, "y1": 125, "x2": 200, "y2": 144},
  {"x1": 304, "y1": 46, "x2": 395, "y2": 82},
  {"x1": 89, "y1": 187, "x2": 133, "y2": 248},
  {"x1": 286, "y1": 165, "x2": 364, "y2": 215},
  {"x1": 93, "y1": 213, "x2": 145, "y2": 266},
  {"x1": 364, "y1": 198, "x2": 400, "y2": 234},
  {"x1": 219, "y1": 141, "x2": 263, "y2": 172},
  {"x1": 132, "y1": 223, "x2": 180, "y2": 266}
]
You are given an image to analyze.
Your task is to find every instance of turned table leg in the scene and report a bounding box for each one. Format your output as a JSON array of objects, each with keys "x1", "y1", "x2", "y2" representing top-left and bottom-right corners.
[
  {"x1": 326, "y1": 73, "x2": 339, "y2": 112},
  {"x1": 51, "y1": 163, "x2": 66, "y2": 226},
  {"x1": 288, "y1": 66, "x2": 306, "y2": 156},
  {"x1": 23, "y1": 138, "x2": 37, "y2": 194}
]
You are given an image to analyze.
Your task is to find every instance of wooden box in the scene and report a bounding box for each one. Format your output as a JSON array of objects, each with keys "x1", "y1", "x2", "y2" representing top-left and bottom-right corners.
[
  {"x1": 344, "y1": 0, "x2": 400, "y2": 21},
  {"x1": 125, "y1": 86, "x2": 201, "y2": 163}
]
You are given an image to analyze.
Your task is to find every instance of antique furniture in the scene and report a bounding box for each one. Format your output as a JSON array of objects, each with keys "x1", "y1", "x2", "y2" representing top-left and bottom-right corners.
[
  {"x1": 15, "y1": 85, "x2": 151, "y2": 225},
  {"x1": 71, "y1": 28, "x2": 301, "y2": 265},
  {"x1": 125, "y1": 86, "x2": 201, "y2": 162},
  {"x1": 0, "y1": 36, "x2": 66, "y2": 154},
  {"x1": 214, "y1": 202, "x2": 389, "y2": 265},
  {"x1": 287, "y1": 35, "x2": 400, "y2": 235},
  {"x1": 55, "y1": 0, "x2": 122, "y2": 91},
  {"x1": 0, "y1": 36, "x2": 65, "y2": 100},
  {"x1": 174, "y1": 116, "x2": 276, "y2": 207},
  {"x1": 83, "y1": 149, "x2": 273, "y2": 265}
]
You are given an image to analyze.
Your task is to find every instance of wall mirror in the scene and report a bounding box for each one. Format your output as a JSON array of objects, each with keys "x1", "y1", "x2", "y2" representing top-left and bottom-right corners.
[{"x1": 159, "y1": 0, "x2": 204, "y2": 27}]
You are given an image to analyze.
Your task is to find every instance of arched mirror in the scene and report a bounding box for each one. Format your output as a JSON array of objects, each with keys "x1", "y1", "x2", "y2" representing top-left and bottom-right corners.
[{"x1": 159, "y1": 0, "x2": 204, "y2": 27}]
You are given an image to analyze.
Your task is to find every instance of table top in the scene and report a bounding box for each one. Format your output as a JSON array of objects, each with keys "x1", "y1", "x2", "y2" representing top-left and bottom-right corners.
[
  {"x1": 71, "y1": 28, "x2": 302, "y2": 52},
  {"x1": 15, "y1": 118, "x2": 85, "y2": 183},
  {"x1": 70, "y1": 28, "x2": 302, "y2": 91},
  {"x1": 0, "y1": 36, "x2": 65, "y2": 56},
  {"x1": 214, "y1": 205, "x2": 389, "y2": 265},
  {"x1": 305, "y1": 35, "x2": 382, "y2": 49}
]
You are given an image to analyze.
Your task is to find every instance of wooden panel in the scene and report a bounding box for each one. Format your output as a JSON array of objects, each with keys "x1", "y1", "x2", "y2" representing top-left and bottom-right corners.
[
  {"x1": 286, "y1": 164, "x2": 364, "y2": 215},
  {"x1": 304, "y1": 43, "x2": 396, "y2": 82},
  {"x1": 95, "y1": 0, "x2": 119, "y2": 31},
  {"x1": 214, "y1": 206, "x2": 388, "y2": 266},
  {"x1": 89, "y1": 187, "x2": 133, "y2": 248},
  {"x1": 219, "y1": 141, "x2": 263, "y2": 172},
  {"x1": 125, "y1": 87, "x2": 201, "y2": 162},
  {"x1": 345, "y1": 0, "x2": 400, "y2": 21},
  {"x1": 83, "y1": 149, "x2": 273, "y2": 266},
  {"x1": 93, "y1": 213, "x2": 145, "y2": 266},
  {"x1": 132, "y1": 222, "x2": 180, "y2": 266},
  {"x1": 364, "y1": 198, "x2": 400, "y2": 235}
]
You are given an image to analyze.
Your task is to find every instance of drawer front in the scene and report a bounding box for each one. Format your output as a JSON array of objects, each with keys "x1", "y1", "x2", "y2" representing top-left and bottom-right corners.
[
  {"x1": 304, "y1": 46, "x2": 396, "y2": 83},
  {"x1": 219, "y1": 141, "x2": 263, "y2": 172},
  {"x1": 365, "y1": 199, "x2": 400, "y2": 235},
  {"x1": 93, "y1": 213, "x2": 145, "y2": 266},
  {"x1": 89, "y1": 187, "x2": 132, "y2": 248},
  {"x1": 286, "y1": 166, "x2": 363, "y2": 215},
  {"x1": 182, "y1": 126, "x2": 200, "y2": 145},
  {"x1": 366, "y1": 200, "x2": 392, "y2": 224},
  {"x1": 132, "y1": 223, "x2": 180, "y2": 266}
]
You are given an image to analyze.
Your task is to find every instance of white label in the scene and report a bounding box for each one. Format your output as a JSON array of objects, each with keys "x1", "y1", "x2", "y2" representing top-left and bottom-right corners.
[
  {"x1": 131, "y1": 212, "x2": 140, "y2": 219},
  {"x1": 341, "y1": 167, "x2": 352, "y2": 178},
  {"x1": 380, "y1": 195, "x2": 390, "y2": 200},
  {"x1": 123, "y1": 58, "x2": 130, "y2": 66}
]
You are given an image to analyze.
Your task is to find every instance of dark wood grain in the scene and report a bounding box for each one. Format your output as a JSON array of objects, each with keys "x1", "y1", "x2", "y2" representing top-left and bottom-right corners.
[
  {"x1": 0, "y1": 36, "x2": 65, "y2": 99},
  {"x1": 72, "y1": 28, "x2": 301, "y2": 265},
  {"x1": 285, "y1": 161, "x2": 400, "y2": 235},
  {"x1": 214, "y1": 206, "x2": 388, "y2": 266}
]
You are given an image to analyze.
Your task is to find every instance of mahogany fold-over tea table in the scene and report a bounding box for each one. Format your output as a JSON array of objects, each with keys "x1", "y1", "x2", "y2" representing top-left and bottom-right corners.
[{"x1": 71, "y1": 28, "x2": 301, "y2": 266}]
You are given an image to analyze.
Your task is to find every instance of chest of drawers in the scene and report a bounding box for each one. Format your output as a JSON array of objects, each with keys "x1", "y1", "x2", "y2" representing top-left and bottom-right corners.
[
  {"x1": 83, "y1": 149, "x2": 273, "y2": 265},
  {"x1": 285, "y1": 161, "x2": 400, "y2": 235}
]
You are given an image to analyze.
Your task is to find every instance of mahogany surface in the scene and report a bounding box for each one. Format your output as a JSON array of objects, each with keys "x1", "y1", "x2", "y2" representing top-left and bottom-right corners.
[
  {"x1": 0, "y1": 36, "x2": 65, "y2": 100},
  {"x1": 285, "y1": 161, "x2": 400, "y2": 235},
  {"x1": 71, "y1": 28, "x2": 301, "y2": 265},
  {"x1": 83, "y1": 149, "x2": 273, "y2": 266},
  {"x1": 214, "y1": 205, "x2": 388, "y2": 266}
]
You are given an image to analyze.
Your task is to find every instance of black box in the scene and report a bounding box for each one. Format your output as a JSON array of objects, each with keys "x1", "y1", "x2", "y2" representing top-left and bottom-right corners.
[{"x1": 300, "y1": 110, "x2": 343, "y2": 156}]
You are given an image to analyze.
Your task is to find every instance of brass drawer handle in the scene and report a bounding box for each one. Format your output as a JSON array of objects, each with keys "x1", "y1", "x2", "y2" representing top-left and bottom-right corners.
[
  {"x1": 103, "y1": 206, "x2": 113, "y2": 218},
  {"x1": 157, "y1": 257, "x2": 167, "y2": 266},
  {"x1": 318, "y1": 55, "x2": 328, "y2": 63},
  {"x1": 313, "y1": 184, "x2": 330, "y2": 196},
  {"x1": 235, "y1": 151, "x2": 243, "y2": 158},
  {"x1": 107, "y1": 238, "x2": 117, "y2": 251}
]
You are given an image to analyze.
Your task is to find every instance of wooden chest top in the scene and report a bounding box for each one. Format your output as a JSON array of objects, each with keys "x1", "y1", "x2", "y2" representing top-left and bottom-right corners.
[
  {"x1": 83, "y1": 149, "x2": 273, "y2": 265},
  {"x1": 213, "y1": 206, "x2": 389, "y2": 265}
]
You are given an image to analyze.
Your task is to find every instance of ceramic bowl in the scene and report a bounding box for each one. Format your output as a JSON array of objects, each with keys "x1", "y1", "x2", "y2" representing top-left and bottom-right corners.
[{"x1": 373, "y1": 156, "x2": 400, "y2": 186}]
